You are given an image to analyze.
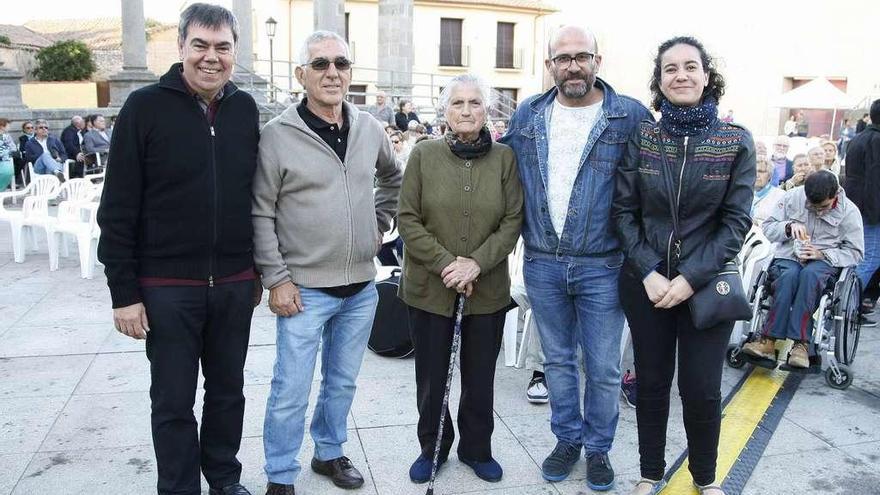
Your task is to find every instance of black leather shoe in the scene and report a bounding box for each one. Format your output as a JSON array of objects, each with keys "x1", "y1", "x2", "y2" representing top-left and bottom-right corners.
[
  {"x1": 209, "y1": 482, "x2": 252, "y2": 495},
  {"x1": 265, "y1": 482, "x2": 295, "y2": 495},
  {"x1": 311, "y1": 456, "x2": 365, "y2": 489}
]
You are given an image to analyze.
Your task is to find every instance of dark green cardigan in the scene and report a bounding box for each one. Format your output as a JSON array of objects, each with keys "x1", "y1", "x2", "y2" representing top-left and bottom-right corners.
[{"x1": 397, "y1": 138, "x2": 523, "y2": 317}]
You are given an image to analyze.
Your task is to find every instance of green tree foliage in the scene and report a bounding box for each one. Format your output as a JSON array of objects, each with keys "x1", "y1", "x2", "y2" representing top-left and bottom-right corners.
[
  {"x1": 0, "y1": 35, "x2": 11, "y2": 46},
  {"x1": 32, "y1": 40, "x2": 97, "y2": 81}
]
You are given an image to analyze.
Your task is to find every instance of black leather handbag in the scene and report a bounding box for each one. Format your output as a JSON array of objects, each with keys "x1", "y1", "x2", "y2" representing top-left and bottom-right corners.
[{"x1": 656, "y1": 128, "x2": 752, "y2": 330}]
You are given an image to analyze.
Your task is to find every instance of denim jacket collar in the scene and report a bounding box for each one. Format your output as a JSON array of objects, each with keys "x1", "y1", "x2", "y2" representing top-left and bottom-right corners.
[{"x1": 527, "y1": 77, "x2": 629, "y2": 119}]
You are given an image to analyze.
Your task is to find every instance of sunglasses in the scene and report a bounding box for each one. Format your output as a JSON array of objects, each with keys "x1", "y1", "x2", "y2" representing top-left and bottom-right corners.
[
  {"x1": 391, "y1": 139, "x2": 400, "y2": 144},
  {"x1": 24, "y1": 126, "x2": 34, "y2": 130},
  {"x1": 37, "y1": 126, "x2": 49, "y2": 130},
  {"x1": 303, "y1": 56, "x2": 352, "y2": 71}
]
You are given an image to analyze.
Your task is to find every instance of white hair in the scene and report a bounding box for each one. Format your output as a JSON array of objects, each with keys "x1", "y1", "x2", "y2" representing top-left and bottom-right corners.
[
  {"x1": 298, "y1": 30, "x2": 351, "y2": 65},
  {"x1": 436, "y1": 74, "x2": 496, "y2": 116}
]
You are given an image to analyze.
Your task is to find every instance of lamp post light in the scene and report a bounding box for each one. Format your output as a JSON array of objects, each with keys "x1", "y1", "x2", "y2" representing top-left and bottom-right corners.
[{"x1": 265, "y1": 17, "x2": 277, "y2": 102}]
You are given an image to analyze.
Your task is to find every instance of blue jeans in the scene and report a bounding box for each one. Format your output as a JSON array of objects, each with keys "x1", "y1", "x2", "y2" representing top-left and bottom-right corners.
[
  {"x1": 263, "y1": 282, "x2": 378, "y2": 484},
  {"x1": 856, "y1": 223, "x2": 880, "y2": 290},
  {"x1": 764, "y1": 259, "x2": 838, "y2": 342},
  {"x1": 34, "y1": 151, "x2": 63, "y2": 175},
  {"x1": 523, "y1": 253, "x2": 625, "y2": 454}
]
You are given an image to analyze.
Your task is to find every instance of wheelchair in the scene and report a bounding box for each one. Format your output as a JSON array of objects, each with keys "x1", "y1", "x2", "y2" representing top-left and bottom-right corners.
[{"x1": 725, "y1": 229, "x2": 863, "y2": 390}]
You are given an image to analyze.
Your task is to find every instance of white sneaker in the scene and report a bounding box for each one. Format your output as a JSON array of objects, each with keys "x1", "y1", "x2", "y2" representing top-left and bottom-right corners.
[{"x1": 527, "y1": 375, "x2": 549, "y2": 404}]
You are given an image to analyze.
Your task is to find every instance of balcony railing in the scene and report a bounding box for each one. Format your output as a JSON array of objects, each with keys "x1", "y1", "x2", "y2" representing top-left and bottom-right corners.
[{"x1": 495, "y1": 47, "x2": 524, "y2": 70}]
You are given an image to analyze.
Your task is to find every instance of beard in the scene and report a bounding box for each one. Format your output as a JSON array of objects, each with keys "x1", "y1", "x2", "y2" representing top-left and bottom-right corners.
[{"x1": 554, "y1": 71, "x2": 596, "y2": 99}]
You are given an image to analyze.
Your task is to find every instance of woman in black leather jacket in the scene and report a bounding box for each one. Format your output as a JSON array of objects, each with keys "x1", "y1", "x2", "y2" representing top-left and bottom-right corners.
[{"x1": 612, "y1": 37, "x2": 755, "y2": 495}]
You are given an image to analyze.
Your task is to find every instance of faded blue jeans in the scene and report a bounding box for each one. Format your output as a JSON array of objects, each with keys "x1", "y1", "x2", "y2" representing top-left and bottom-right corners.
[
  {"x1": 263, "y1": 282, "x2": 378, "y2": 484},
  {"x1": 523, "y1": 252, "x2": 625, "y2": 454}
]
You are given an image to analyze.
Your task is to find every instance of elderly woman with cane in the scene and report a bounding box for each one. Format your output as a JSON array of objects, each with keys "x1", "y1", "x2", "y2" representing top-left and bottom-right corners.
[{"x1": 397, "y1": 73, "x2": 523, "y2": 486}]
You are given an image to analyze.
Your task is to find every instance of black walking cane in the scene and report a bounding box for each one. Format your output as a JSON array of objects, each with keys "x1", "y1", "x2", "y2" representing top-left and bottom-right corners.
[{"x1": 425, "y1": 292, "x2": 466, "y2": 495}]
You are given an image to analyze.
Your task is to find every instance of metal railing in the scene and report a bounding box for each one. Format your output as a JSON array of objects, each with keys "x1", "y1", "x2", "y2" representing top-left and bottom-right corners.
[{"x1": 238, "y1": 59, "x2": 519, "y2": 123}]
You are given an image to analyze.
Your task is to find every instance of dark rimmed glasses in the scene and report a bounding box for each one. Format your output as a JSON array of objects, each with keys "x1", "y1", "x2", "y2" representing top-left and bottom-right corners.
[
  {"x1": 551, "y1": 52, "x2": 595, "y2": 69},
  {"x1": 303, "y1": 56, "x2": 353, "y2": 72}
]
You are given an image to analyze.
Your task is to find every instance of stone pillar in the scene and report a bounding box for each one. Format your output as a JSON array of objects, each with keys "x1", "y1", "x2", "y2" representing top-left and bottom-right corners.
[
  {"x1": 232, "y1": 0, "x2": 255, "y2": 72},
  {"x1": 0, "y1": 65, "x2": 28, "y2": 111},
  {"x1": 314, "y1": 0, "x2": 345, "y2": 36},
  {"x1": 108, "y1": 0, "x2": 156, "y2": 107},
  {"x1": 378, "y1": 0, "x2": 413, "y2": 97}
]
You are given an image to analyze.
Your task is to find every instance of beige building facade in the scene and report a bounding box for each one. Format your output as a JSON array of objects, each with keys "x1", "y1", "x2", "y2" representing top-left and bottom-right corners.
[{"x1": 248, "y1": 0, "x2": 556, "y2": 119}]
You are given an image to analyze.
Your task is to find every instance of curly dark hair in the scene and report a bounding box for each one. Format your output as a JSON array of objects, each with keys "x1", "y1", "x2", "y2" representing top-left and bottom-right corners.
[{"x1": 649, "y1": 36, "x2": 725, "y2": 111}]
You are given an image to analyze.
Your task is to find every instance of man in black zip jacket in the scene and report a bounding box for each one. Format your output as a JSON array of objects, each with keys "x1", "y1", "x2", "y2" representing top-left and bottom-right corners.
[{"x1": 97, "y1": 4, "x2": 259, "y2": 495}]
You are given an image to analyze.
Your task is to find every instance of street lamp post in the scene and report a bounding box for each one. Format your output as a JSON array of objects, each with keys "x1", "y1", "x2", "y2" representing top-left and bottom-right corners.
[{"x1": 265, "y1": 17, "x2": 277, "y2": 102}]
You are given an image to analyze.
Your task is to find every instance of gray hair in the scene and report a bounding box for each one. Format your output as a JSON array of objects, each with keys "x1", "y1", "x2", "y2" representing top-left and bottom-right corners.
[
  {"x1": 298, "y1": 30, "x2": 351, "y2": 65},
  {"x1": 547, "y1": 26, "x2": 599, "y2": 58},
  {"x1": 436, "y1": 74, "x2": 496, "y2": 116},
  {"x1": 178, "y1": 3, "x2": 239, "y2": 44},
  {"x1": 34, "y1": 119, "x2": 48, "y2": 127}
]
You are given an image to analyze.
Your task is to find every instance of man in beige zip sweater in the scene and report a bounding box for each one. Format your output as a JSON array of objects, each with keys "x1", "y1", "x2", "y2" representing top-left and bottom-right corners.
[{"x1": 252, "y1": 31, "x2": 401, "y2": 495}]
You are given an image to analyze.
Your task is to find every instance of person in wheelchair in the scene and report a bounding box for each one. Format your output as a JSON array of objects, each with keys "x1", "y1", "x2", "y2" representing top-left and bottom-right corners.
[{"x1": 743, "y1": 171, "x2": 864, "y2": 368}]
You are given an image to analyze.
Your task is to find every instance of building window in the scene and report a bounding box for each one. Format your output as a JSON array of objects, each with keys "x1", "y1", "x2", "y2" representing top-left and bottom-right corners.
[
  {"x1": 348, "y1": 84, "x2": 367, "y2": 105},
  {"x1": 491, "y1": 87, "x2": 518, "y2": 120},
  {"x1": 440, "y1": 18, "x2": 463, "y2": 66},
  {"x1": 496, "y1": 22, "x2": 514, "y2": 69}
]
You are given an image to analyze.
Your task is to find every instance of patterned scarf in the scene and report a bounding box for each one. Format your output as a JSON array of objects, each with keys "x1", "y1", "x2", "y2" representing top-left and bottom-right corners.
[
  {"x1": 659, "y1": 97, "x2": 718, "y2": 137},
  {"x1": 444, "y1": 127, "x2": 493, "y2": 160}
]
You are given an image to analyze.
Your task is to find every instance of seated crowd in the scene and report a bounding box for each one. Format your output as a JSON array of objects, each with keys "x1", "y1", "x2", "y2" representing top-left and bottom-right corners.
[{"x1": 0, "y1": 113, "x2": 111, "y2": 190}]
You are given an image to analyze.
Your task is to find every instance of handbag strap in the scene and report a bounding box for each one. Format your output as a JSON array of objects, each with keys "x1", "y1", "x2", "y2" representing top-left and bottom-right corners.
[{"x1": 655, "y1": 127, "x2": 682, "y2": 261}]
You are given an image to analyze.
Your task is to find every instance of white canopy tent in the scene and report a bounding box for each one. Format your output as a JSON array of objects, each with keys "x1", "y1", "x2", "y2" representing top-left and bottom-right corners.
[{"x1": 772, "y1": 78, "x2": 858, "y2": 136}]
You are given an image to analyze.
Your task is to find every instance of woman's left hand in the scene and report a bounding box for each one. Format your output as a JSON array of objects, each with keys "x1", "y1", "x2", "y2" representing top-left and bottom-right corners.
[
  {"x1": 441, "y1": 256, "x2": 481, "y2": 292},
  {"x1": 654, "y1": 275, "x2": 694, "y2": 309}
]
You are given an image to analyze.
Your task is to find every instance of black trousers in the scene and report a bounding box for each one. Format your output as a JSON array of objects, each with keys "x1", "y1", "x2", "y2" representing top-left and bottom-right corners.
[
  {"x1": 619, "y1": 273, "x2": 733, "y2": 486},
  {"x1": 408, "y1": 305, "x2": 504, "y2": 461},
  {"x1": 142, "y1": 281, "x2": 253, "y2": 495}
]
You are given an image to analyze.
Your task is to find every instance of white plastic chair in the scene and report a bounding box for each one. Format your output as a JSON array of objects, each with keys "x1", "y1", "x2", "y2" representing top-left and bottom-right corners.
[
  {"x1": 503, "y1": 238, "x2": 526, "y2": 366},
  {"x1": 0, "y1": 175, "x2": 61, "y2": 262},
  {"x1": 47, "y1": 200, "x2": 100, "y2": 278}
]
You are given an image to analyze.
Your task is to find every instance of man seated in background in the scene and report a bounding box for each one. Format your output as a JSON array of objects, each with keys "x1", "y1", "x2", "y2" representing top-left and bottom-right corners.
[
  {"x1": 82, "y1": 114, "x2": 112, "y2": 170},
  {"x1": 23, "y1": 119, "x2": 67, "y2": 181},
  {"x1": 769, "y1": 135, "x2": 792, "y2": 186},
  {"x1": 743, "y1": 171, "x2": 864, "y2": 368},
  {"x1": 60, "y1": 115, "x2": 86, "y2": 177}
]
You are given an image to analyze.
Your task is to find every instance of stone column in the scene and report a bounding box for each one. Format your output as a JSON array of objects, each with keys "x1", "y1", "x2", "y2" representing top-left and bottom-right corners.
[
  {"x1": 378, "y1": 0, "x2": 413, "y2": 97},
  {"x1": 314, "y1": 0, "x2": 345, "y2": 36},
  {"x1": 231, "y1": 0, "x2": 269, "y2": 105},
  {"x1": 232, "y1": 0, "x2": 255, "y2": 72},
  {"x1": 0, "y1": 64, "x2": 28, "y2": 111},
  {"x1": 108, "y1": 0, "x2": 156, "y2": 107}
]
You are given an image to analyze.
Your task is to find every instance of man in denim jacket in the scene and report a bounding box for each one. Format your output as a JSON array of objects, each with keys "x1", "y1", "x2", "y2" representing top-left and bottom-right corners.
[{"x1": 500, "y1": 25, "x2": 651, "y2": 491}]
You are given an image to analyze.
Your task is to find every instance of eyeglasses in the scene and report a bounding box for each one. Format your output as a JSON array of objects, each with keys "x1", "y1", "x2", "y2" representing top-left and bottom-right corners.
[
  {"x1": 551, "y1": 52, "x2": 595, "y2": 68},
  {"x1": 391, "y1": 139, "x2": 400, "y2": 144},
  {"x1": 37, "y1": 126, "x2": 49, "y2": 130},
  {"x1": 24, "y1": 126, "x2": 34, "y2": 130},
  {"x1": 303, "y1": 56, "x2": 352, "y2": 71}
]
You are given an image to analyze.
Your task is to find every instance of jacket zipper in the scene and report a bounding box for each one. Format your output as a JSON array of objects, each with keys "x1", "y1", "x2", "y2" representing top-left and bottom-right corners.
[{"x1": 666, "y1": 136, "x2": 688, "y2": 278}]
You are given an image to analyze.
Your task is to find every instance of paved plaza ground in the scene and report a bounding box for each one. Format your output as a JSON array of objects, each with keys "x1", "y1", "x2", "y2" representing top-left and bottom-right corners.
[{"x1": 1, "y1": 226, "x2": 879, "y2": 495}]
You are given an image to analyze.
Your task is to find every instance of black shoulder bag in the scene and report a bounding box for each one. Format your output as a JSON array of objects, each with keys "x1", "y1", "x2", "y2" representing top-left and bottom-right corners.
[{"x1": 656, "y1": 128, "x2": 752, "y2": 330}]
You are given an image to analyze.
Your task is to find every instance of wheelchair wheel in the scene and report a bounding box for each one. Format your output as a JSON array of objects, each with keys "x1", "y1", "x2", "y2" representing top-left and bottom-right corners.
[
  {"x1": 726, "y1": 345, "x2": 747, "y2": 369},
  {"x1": 825, "y1": 365, "x2": 853, "y2": 390},
  {"x1": 834, "y1": 271, "x2": 862, "y2": 365}
]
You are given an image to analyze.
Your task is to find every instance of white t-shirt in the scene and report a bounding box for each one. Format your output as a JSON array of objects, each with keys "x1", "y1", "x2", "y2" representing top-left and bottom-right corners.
[{"x1": 547, "y1": 98, "x2": 603, "y2": 237}]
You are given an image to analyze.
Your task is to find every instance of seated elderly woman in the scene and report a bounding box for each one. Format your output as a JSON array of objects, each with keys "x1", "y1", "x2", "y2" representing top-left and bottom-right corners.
[
  {"x1": 397, "y1": 73, "x2": 523, "y2": 484},
  {"x1": 751, "y1": 157, "x2": 786, "y2": 226},
  {"x1": 743, "y1": 171, "x2": 864, "y2": 368},
  {"x1": 781, "y1": 153, "x2": 812, "y2": 190},
  {"x1": 807, "y1": 145, "x2": 826, "y2": 172}
]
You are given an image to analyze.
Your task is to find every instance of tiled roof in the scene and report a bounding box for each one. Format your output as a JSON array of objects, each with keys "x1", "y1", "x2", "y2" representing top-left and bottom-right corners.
[
  {"x1": 0, "y1": 24, "x2": 54, "y2": 49},
  {"x1": 22, "y1": 18, "x2": 176, "y2": 51}
]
